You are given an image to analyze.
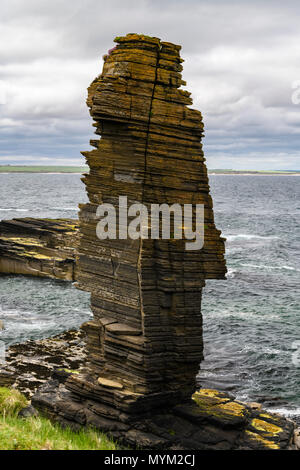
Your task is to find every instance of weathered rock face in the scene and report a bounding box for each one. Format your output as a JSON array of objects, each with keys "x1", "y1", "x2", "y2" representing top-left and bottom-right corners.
[
  {"x1": 0, "y1": 218, "x2": 79, "y2": 281},
  {"x1": 66, "y1": 33, "x2": 226, "y2": 412}
]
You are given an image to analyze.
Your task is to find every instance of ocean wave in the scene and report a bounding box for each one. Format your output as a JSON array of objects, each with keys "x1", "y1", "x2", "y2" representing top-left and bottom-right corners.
[
  {"x1": 0, "y1": 308, "x2": 37, "y2": 320},
  {"x1": 226, "y1": 268, "x2": 237, "y2": 278},
  {"x1": 265, "y1": 407, "x2": 300, "y2": 418},
  {"x1": 0, "y1": 208, "x2": 29, "y2": 212},
  {"x1": 255, "y1": 346, "x2": 283, "y2": 355},
  {"x1": 206, "y1": 308, "x2": 280, "y2": 321},
  {"x1": 53, "y1": 207, "x2": 78, "y2": 211},
  {"x1": 226, "y1": 234, "x2": 279, "y2": 241},
  {"x1": 241, "y1": 263, "x2": 299, "y2": 272}
]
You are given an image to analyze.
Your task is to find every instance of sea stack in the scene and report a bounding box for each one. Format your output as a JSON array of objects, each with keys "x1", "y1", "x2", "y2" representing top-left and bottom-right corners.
[
  {"x1": 32, "y1": 35, "x2": 298, "y2": 450},
  {"x1": 67, "y1": 33, "x2": 226, "y2": 410}
]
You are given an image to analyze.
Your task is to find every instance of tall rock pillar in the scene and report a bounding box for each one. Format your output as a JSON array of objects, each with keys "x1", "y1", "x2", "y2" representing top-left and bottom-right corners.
[{"x1": 67, "y1": 33, "x2": 226, "y2": 414}]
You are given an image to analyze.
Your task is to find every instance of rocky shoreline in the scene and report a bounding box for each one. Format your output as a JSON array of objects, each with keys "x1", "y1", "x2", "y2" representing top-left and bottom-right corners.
[
  {"x1": 0, "y1": 329, "x2": 86, "y2": 398},
  {"x1": 33, "y1": 379, "x2": 299, "y2": 450},
  {"x1": 0, "y1": 327, "x2": 298, "y2": 449}
]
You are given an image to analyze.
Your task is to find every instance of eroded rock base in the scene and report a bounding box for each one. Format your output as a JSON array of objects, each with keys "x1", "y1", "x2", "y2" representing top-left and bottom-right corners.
[{"x1": 32, "y1": 381, "x2": 296, "y2": 450}]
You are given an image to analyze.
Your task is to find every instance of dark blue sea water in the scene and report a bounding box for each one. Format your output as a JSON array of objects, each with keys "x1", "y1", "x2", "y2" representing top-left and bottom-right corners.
[
  {"x1": 200, "y1": 175, "x2": 300, "y2": 419},
  {"x1": 0, "y1": 173, "x2": 299, "y2": 418}
]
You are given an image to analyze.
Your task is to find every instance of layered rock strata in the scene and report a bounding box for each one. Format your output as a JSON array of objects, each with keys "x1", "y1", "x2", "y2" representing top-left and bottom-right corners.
[
  {"x1": 0, "y1": 218, "x2": 79, "y2": 281},
  {"x1": 61, "y1": 33, "x2": 226, "y2": 413}
]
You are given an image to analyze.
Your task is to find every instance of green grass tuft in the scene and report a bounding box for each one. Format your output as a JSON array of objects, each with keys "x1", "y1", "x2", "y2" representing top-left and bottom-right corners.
[
  {"x1": 0, "y1": 388, "x2": 119, "y2": 450},
  {"x1": 0, "y1": 415, "x2": 119, "y2": 450},
  {"x1": 0, "y1": 387, "x2": 28, "y2": 417}
]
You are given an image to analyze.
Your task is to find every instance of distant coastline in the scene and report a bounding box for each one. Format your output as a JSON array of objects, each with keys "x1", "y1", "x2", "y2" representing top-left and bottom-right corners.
[
  {"x1": 0, "y1": 166, "x2": 88, "y2": 173},
  {"x1": 209, "y1": 169, "x2": 300, "y2": 175},
  {"x1": 0, "y1": 165, "x2": 300, "y2": 175}
]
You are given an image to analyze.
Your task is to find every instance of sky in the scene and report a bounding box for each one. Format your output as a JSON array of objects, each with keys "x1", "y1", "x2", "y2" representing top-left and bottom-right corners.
[{"x1": 0, "y1": 0, "x2": 300, "y2": 170}]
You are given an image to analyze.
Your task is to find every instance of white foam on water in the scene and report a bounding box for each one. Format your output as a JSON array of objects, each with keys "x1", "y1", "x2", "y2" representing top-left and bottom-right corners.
[
  {"x1": 72, "y1": 307, "x2": 93, "y2": 316},
  {"x1": 226, "y1": 234, "x2": 279, "y2": 241},
  {"x1": 53, "y1": 207, "x2": 78, "y2": 211},
  {"x1": 226, "y1": 267, "x2": 238, "y2": 278},
  {"x1": 265, "y1": 407, "x2": 300, "y2": 418},
  {"x1": 206, "y1": 307, "x2": 280, "y2": 321},
  {"x1": 0, "y1": 308, "x2": 58, "y2": 331},
  {"x1": 0, "y1": 208, "x2": 29, "y2": 211},
  {"x1": 0, "y1": 308, "x2": 25, "y2": 318},
  {"x1": 258, "y1": 347, "x2": 283, "y2": 355},
  {"x1": 241, "y1": 263, "x2": 299, "y2": 272},
  {"x1": 281, "y1": 265, "x2": 300, "y2": 271}
]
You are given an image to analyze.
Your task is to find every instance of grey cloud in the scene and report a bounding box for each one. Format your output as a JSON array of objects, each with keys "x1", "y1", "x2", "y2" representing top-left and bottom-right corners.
[{"x1": 0, "y1": 0, "x2": 300, "y2": 169}]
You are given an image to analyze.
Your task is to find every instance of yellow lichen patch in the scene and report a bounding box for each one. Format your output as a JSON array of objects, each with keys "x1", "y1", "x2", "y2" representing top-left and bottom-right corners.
[
  {"x1": 24, "y1": 251, "x2": 64, "y2": 261},
  {"x1": 199, "y1": 389, "x2": 225, "y2": 399},
  {"x1": 193, "y1": 389, "x2": 230, "y2": 406},
  {"x1": 192, "y1": 393, "x2": 248, "y2": 425},
  {"x1": 63, "y1": 224, "x2": 78, "y2": 230},
  {"x1": 0, "y1": 237, "x2": 42, "y2": 246},
  {"x1": 26, "y1": 252, "x2": 51, "y2": 260},
  {"x1": 192, "y1": 392, "x2": 228, "y2": 409},
  {"x1": 51, "y1": 226, "x2": 68, "y2": 231},
  {"x1": 259, "y1": 413, "x2": 281, "y2": 421},
  {"x1": 215, "y1": 401, "x2": 247, "y2": 417},
  {"x1": 245, "y1": 430, "x2": 280, "y2": 449},
  {"x1": 57, "y1": 368, "x2": 80, "y2": 375},
  {"x1": 251, "y1": 418, "x2": 282, "y2": 436}
]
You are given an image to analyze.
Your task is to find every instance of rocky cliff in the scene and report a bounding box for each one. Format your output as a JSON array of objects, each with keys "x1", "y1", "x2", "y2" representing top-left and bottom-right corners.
[{"x1": 0, "y1": 218, "x2": 79, "y2": 281}]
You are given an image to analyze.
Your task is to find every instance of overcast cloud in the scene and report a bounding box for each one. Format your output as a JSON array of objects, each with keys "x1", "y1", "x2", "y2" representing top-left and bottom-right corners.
[{"x1": 0, "y1": 0, "x2": 300, "y2": 169}]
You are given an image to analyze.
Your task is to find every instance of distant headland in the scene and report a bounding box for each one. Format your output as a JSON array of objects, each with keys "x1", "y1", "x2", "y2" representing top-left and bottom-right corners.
[
  {"x1": 0, "y1": 165, "x2": 88, "y2": 173},
  {"x1": 0, "y1": 165, "x2": 299, "y2": 175}
]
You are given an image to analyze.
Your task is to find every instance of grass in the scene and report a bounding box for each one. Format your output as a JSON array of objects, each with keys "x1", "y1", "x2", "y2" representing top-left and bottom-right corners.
[
  {"x1": 0, "y1": 387, "x2": 119, "y2": 450},
  {"x1": 0, "y1": 416, "x2": 119, "y2": 450},
  {"x1": 0, "y1": 387, "x2": 28, "y2": 417}
]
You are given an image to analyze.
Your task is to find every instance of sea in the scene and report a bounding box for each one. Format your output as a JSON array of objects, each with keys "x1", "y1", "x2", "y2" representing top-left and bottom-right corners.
[{"x1": 0, "y1": 172, "x2": 299, "y2": 420}]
